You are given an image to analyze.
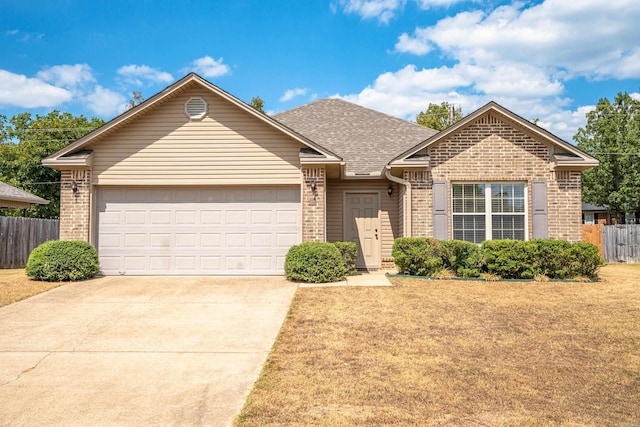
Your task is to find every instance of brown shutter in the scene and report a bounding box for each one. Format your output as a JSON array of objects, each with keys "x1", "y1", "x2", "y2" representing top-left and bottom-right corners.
[
  {"x1": 531, "y1": 181, "x2": 548, "y2": 239},
  {"x1": 433, "y1": 181, "x2": 448, "y2": 240}
]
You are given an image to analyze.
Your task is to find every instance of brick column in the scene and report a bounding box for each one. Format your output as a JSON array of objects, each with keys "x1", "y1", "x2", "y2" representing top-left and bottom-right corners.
[
  {"x1": 59, "y1": 169, "x2": 91, "y2": 241},
  {"x1": 302, "y1": 167, "x2": 326, "y2": 242},
  {"x1": 404, "y1": 170, "x2": 432, "y2": 238}
]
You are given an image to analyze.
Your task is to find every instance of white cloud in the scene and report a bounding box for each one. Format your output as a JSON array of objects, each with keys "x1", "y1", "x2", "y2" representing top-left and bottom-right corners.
[
  {"x1": 0, "y1": 69, "x2": 72, "y2": 108},
  {"x1": 117, "y1": 64, "x2": 174, "y2": 86},
  {"x1": 338, "y1": 0, "x2": 405, "y2": 24},
  {"x1": 337, "y1": 0, "x2": 465, "y2": 23},
  {"x1": 186, "y1": 56, "x2": 230, "y2": 78},
  {"x1": 280, "y1": 88, "x2": 309, "y2": 102},
  {"x1": 84, "y1": 85, "x2": 127, "y2": 117},
  {"x1": 334, "y1": 62, "x2": 587, "y2": 141},
  {"x1": 37, "y1": 64, "x2": 94, "y2": 89},
  {"x1": 395, "y1": 0, "x2": 640, "y2": 80}
]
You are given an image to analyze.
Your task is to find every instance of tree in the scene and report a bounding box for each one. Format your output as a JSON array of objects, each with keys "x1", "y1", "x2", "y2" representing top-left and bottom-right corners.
[
  {"x1": 0, "y1": 111, "x2": 104, "y2": 218},
  {"x1": 575, "y1": 92, "x2": 640, "y2": 222},
  {"x1": 250, "y1": 96, "x2": 265, "y2": 113},
  {"x1": 415, "y1": 102, "x2": 463, "y2": 131},
  {"x1": 126, "y1": 91, "x2": 144, "y2": 110}
]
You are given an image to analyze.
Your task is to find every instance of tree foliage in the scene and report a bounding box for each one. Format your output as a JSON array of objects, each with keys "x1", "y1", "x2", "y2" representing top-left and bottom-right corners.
[
  {"x1": 575, "y1": 92, "x2": 640, "y2": 221},
  {"x1": 126, "y1": 91, "x2": 145, "y2": 110},
  {"x1": 250, "y1": 96, "x2": 265, "y2": 113},
  {"x1": 415, "y1": 102, "x2": 463, "y2": 131},
  {"x1": 0, "y1": 111, "x2": 104, "y2": 218}
]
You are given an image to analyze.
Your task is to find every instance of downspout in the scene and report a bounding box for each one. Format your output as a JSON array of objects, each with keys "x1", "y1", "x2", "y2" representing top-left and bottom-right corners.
[{"x1": 385, "y1": 167, "x2": 411, "y2": 236}]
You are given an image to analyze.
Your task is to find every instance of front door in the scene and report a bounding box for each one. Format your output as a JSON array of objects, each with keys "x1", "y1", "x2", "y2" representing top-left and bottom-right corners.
[{"x1": 345, "y1": 193, "x2": 380, "y2": 269}]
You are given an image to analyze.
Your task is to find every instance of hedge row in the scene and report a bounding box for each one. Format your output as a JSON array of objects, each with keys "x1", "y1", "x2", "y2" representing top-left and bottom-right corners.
[
  {"x1": 284, "y1": 241, "x2": 358, "y2": 283},
  {"x1": 392, "y1": 238, "x2": 602, "y2": 280}
]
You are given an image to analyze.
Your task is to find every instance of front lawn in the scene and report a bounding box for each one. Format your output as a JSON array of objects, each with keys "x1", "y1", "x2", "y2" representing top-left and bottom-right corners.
[
  {"x1": 0, "y1": 269, "x2": 66, "y2": 307},
  {"x1": 236, "y1": 264, "x2": 640, "y2": 426}
]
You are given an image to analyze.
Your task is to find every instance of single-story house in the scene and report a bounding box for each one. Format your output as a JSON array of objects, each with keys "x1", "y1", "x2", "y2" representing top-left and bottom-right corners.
[
  {"x1": 0, "y1": 181, "x2": 49, "y2": 210},
  {"x1": 43, "y1": 73, "x2": 599, "y2": 275},
  {"x1": 582, "y1": 202, "x2": 613, "y2": 225}
]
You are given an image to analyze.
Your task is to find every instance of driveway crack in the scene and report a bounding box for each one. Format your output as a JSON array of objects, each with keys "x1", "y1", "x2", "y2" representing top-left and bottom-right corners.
[{"x1": 0, "y1": 351, "x2": 52, "y2": 387}]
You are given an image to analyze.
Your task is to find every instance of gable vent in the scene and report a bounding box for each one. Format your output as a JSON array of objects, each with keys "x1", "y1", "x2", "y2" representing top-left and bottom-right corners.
[{"x1": 185, "y1": 96, "x2": 208, "y2": 120}]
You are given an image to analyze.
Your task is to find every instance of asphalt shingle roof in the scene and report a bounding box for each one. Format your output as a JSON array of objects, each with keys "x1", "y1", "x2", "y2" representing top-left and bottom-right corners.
[
  {"x1": 0, "y1": 181, "x2": 48, "y2": 206},
  {"x1": 274, "y1": 98, "x2": 437, "y2": 175}
]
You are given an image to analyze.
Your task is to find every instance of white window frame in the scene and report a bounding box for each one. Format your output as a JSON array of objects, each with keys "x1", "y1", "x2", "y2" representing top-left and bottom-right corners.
[
  {"x1": 451, "y1": 182, "x2": 529, "y2": 243},
  {"x1": 584, "y1": 212, "x2": 595, "y2": 225}
]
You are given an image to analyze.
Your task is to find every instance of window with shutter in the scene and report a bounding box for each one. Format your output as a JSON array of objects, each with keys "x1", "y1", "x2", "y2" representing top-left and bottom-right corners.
[{"x1": 451, "y1": 182, "x2": 528, "y2": 243}]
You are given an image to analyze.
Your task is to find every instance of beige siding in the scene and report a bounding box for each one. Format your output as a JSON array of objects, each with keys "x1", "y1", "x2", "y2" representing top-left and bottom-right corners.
[
  {"x1": 90, "y1": 87, "x2": 304, "y2": 185},
  {"x1": 326, "y1": 180, "x2": 399, "y2": 264}
]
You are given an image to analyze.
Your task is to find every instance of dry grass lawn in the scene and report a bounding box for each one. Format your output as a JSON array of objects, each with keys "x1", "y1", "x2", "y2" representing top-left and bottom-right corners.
[
  {"x1": 236, "y1": 264, "x2": 640, "y2": 426},
  {"x1": 0, "y1": 269, "x2": 66, "y2": 307}
]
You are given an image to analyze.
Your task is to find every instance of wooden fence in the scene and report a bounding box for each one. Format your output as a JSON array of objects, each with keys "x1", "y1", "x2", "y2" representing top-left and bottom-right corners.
[
  {"x1": 583, "y1": 223, "x2": 640, "y2": 263},
  {"x1": 0, "y1": 217, "x2": 59, "y2": 269}
]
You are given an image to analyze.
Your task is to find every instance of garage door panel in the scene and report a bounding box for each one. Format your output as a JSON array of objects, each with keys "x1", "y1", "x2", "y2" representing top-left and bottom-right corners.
[
  {"x1": 97, "y1": 186, "x2": 301, "y2": 275},
  {"x1": 201, "y1": 210, "x2": 222, "y2": 224}
]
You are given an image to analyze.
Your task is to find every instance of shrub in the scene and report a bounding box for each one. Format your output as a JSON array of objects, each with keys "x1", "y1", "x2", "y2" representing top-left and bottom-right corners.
[
  {"x1": 440, "y1": 239, "x2": 482, "y2": 277},
  {"x1": 331, "y1": 241, "x2": 358, "y2": 276},
  {"x1": 284, "y1": 242, "x2": 346, "y2": 283},
  {"x1": 481, "y1": 239, "x2": 534, "y2": 279},
  {"x1": 568, "y1": 242, "x2": 603, "y2": 278},
  {"x1": 392, "y1": 237, "x2": 443, "y2": 276},
  {"x1": 528, "y1": 239, "x2": 573, "y2": 279},
  {"x1": 26, "y1": 240, "x2": 100, "y2": 282}
]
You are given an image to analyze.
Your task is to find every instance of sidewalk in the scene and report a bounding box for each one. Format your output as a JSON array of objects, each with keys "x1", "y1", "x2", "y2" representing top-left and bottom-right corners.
[{"x1": 299, "y1": 269, "x2": 394, "y2": 288}]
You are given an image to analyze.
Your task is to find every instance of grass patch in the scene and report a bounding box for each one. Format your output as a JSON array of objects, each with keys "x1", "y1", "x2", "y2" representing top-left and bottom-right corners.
[
  {"x1": 236, "y1": 264, "x2": 640, "y2": 426},
  {"x1": 0, "y1": 269, "x2": 66, "y2": 307}
]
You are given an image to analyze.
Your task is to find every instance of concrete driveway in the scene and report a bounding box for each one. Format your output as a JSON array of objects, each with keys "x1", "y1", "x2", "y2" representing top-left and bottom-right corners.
[{"x1": 0, "y1": 276, "x2": 297, "y2": 426}]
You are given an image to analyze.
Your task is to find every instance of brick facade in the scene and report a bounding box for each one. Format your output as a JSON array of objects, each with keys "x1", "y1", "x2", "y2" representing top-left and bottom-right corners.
[
  {"x1": 406, "y1": 112, "x2": 583, "y2": 242},
  {"x1": 59, "y1": 169, "x2": 91, "y2": 241},
  {"x1": 404, "y1": 170, "x2": 432, "y2": 238},
  {"x1": 302, "y1": 166, "x2": 326, "y2": 242}
]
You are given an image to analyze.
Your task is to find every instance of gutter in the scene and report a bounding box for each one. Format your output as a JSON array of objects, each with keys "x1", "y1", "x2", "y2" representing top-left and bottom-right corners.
[{"x1": 385, "y1": 167, "x2": 411, "y2": 236}]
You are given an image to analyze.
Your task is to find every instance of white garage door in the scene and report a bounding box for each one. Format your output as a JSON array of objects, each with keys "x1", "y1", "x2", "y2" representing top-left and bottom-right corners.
[{"x1": 96, "y1": 187, "x2": 301, "y2": 275}]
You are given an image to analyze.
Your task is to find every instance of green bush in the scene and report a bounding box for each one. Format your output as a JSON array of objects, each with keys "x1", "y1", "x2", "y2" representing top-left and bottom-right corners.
[
  {"x1": 529, "y1": 239, "x2": 573, "y2": 279},
  {"x1": 26, "y1": 240, "x2": 100, "y2": 282},
  {"x1": 440, "y1": 239, "x2": 482, "y2": 277},
  {"x1": 392, "y1": 237, "x2": 443, "y2": 276},
  {"x1": 481, "y1": 239, "x2": 534, "y2": 279},
  {"x1": 284, "y1": 242, "x2": 347, "y2": 283},
  {"x1": 331, "y1": 241, "x2": 358, "y2": 276},
  {"x1": 568, "y1": 242, "x2": 603, "y2": 278},
  {"x1": 391, "y1": 237, "x2": 602, "y2": 280}
]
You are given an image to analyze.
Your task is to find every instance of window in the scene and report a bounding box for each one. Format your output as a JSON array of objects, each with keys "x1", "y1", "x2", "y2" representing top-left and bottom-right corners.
[
  {"x1": 452, "y1": 183, "x2": 527, "y2": 243},
  {"x1": 583, "y1": 212, "x2": 595, "y2": 225}
]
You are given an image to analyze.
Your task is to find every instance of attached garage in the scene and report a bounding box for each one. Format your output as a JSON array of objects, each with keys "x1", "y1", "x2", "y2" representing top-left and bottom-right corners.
[{"x1": 96, "y1": 186, "x2": 301, "y2": 275}]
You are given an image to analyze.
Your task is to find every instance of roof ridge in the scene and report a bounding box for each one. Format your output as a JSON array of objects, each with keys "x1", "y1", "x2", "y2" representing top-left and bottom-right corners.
[{"x1": 275, "y1": 97, "x2": 438, "y2": 132}]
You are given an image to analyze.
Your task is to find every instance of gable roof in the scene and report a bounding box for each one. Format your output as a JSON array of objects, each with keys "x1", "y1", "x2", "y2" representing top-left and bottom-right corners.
[
  {"x1": 390, "y1": 101, "x2": 599, "y2": 169},
  {"x1": 0, "y1": 181, "x2": 48, "y2": 208},
  {"x1": 274, "y1": 98, "x2": 437, "y2": 176},
  {"x1": 43, "y1": 73, "x2": 341, "y2": 167}
]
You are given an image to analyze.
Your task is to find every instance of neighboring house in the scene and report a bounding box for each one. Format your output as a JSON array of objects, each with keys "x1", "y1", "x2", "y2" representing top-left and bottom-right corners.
[
  {"x1": 0, "y1": 181, "x2": 49, "y2": 210},
  {"x1": 582, "y1": 202, "x2": 613, "y2": 225},
  {"x1": 43, "y1": 73, "x2": 599, "y2": 275}
]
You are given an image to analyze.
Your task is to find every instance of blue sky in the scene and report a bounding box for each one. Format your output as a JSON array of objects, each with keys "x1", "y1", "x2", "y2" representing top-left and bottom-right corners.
[{"x1": 2, "y1": 0, "x2": 639, "y2": 142}]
